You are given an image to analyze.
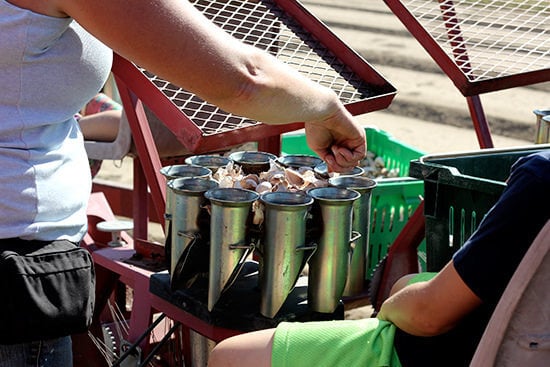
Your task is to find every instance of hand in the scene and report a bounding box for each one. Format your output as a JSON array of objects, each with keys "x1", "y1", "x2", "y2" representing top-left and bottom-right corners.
[{"x1": 304, "y1": 108, "x2": 366, "y2": 173}]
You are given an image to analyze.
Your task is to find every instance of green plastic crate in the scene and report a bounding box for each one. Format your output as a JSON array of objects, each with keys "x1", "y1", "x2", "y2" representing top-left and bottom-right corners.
[
  {"x1": 409, "y1": 145, "x2": 549, "y2": 272},
  {"x1": 367, "y1": 177, "x2": 426, "y2": 277},
  {"x1": 281, "y1": 127, "x2": 426, "y2": 278}
]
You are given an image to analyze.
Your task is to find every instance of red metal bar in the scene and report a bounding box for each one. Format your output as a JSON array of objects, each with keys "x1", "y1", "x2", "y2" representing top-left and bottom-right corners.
[
  {"x1": 466, "y1": 95, "x2": 494, "y2": 149},
  {"x1": 438, "y1": 0, "x2": 496, "y2": 148},
  {"x1": 114, "y1": 76, "x2": 166, "y2": 239},
  {"x1": 258, "y1": 135, "x2": 282, "y2": 155},
  {"x1": 126, "y1": 271, "x2": 155, "y2": 347},
  {"x1": 437, "y1": 0, "x2": 473, "y2": 74},
  {"x1": 383, "y1": 0, "x2": 471, "y2": 93},
  {"x1": 436, "y1": 1, "x2": 493, "y2": 149},
  {"x1": 132, "y1": 158, "x2": 153, "y2": 243}
]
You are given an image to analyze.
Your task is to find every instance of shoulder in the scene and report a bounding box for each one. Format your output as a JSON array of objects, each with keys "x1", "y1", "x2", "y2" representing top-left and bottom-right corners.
[{"x1": 511, "y1": 150, "x2": 550, "y2": 181}]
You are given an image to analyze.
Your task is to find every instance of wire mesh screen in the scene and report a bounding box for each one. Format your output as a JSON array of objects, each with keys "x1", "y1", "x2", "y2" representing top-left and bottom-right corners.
[
  {"x1": 391, "y1": 0, "x2": 549, "y2": 87},
  {"x1": 139, "y1": 0, "x2": 391, "y2": 137}
]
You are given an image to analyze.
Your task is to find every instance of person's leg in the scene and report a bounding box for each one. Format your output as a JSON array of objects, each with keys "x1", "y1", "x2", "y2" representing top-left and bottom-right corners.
[
  {"x1": 209, "y1": 318, "x2": 401, "y2": 367},
  {"x1": 208, "y1": 328, "x2": 275, "y2": 367},
  {"x1": 37, "y1": 336, "x2": 73, "y2": 367}
]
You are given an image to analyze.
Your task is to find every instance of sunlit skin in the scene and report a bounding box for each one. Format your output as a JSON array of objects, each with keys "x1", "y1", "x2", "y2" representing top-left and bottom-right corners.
[
  {"x1": 377, "y1": 262, "x2": 482, "y2": 336},
  {"x1": 78, "y1": 110, "x2": 121, "y2": 142}
]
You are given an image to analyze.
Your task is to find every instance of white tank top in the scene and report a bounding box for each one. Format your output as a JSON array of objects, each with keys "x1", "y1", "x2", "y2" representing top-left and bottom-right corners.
[{"x1": 0, "y1": 1, "x2": 113, "y2": 241}]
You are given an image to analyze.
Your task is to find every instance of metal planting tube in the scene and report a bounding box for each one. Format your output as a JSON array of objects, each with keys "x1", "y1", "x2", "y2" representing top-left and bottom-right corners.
[
  {"x1": 258, "y1": 191, "x2": 315, "y2": 318},
  {"x1": 307, "y1": 187, "x2": 361, "y2": 313},
  {"x1": 167, "y1": 177, "x2": 218, "y2": 290},
  {"x1": 533, "y1": 109, "x2": 550, "y2": 144},
  {"x1": 329, "y1": 176, "x2": 377, "y2": 297},
  {"x1": 204, "y1": 188, "x2": 260, "y2": 311},
  {"x1": 161, "y1": 164, "x2": 212, "y2": 241}
]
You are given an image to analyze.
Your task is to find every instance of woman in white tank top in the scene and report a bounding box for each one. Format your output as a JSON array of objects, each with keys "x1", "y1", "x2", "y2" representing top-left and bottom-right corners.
[{"x1": 0, "y1": 0, "x2": 367, "y2": 365}]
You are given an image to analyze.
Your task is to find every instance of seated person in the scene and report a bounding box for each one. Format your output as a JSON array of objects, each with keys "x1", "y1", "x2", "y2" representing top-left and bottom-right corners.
[{"x1": 208, "y1": 150, "x2": 550, "y2": 367}]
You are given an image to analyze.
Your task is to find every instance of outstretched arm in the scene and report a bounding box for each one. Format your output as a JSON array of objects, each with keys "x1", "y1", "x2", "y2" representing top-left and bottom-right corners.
[
  {"x1": 377, "y1": 261, "x2": 482, "y2": 336},
  {"x1": 44, "y1": 0, "x2": 366, "y2": 171}
]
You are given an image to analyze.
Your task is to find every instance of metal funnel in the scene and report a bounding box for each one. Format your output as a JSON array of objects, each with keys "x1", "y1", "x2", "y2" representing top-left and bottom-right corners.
[
  {"x1": 184, "y1": 155, "x2": 231, "y2": 173},
  {"x1": 307, "y1": 187, "x2": 360, "y2": 313},
  {"x1": 533, "y1": 108, "x2": 550, "y2": 143},
  {"x1": 228, "y1": 151, "x2": 277, "y2": 174},
  {"x1": 258, "y1": 191, "x2": 315, "y2": 318},
  {"x1": 167, "y1": 177, "x2": 218, "y2": 289},
  {"x1": 204, "y1": 188, "x2": 260, "y2": 311},
  {"x1": 161, "y1": 164, "x2": 212, "y2": 224},
  {"x1": 329, "y1": 176, "x2": 377, "y2": 296},
  {"x1": 161, "y1": 164, "x2": 212, "y2": 265}
]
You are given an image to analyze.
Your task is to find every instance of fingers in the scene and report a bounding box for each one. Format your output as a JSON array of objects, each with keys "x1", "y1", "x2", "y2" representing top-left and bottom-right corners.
[
  {"x1": 313, "y1": 135, "x2": 366, "y2": 173},
  {"x1": 303, "y1": 110, "x2": 367, "y2": 173},
  {"x1": 323, "y1": 144, "x2": 365, "y2": 173},
  {"x1": 332, "y1": 145, "x2": 355, "y2": 162}
]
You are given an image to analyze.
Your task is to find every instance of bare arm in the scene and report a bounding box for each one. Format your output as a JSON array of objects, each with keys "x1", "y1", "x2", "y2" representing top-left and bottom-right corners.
[
  {"x1": 78, "y1": 110, "x2": 122, "y2": 142},
  {"x1": 34, "y1": 0, "x2": 365, "y2": 170},
  {"x1": 377, "y1": 261, "x2": 482, "y2": 336},
  {"x1": 60, "y1": 0, "x2": 339, "y2": 124}
]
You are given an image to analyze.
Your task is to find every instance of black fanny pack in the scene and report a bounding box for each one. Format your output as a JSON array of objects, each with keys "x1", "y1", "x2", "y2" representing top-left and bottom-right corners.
[{"x1": 0, "y1": 239, "x2": 95, "y2": 344}]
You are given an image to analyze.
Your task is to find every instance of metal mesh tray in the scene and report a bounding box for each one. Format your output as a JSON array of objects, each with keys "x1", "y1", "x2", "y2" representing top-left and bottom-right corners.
[
  {"x1": 112, "y1": 0, "x2": 396, "y2": 153},
  {"x1": 385, "y1": 0, "x2": 550, "y2": 96}
]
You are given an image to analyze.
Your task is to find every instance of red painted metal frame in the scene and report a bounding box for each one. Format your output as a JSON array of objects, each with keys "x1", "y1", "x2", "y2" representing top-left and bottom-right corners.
[
  {"x1": 383, "y1": 0, "x2": 550, "y2": 149},
  {"x1": 274, "y1": 0, "x2": 398, "y2": 115},
  {"x1": 83, "y1": 193, "x2": 243, "y2": 366},
  {"x1": 383, "y1": 0, "x2": 550, "y2": 96},
  {"x1": 383, "y1": 0, "x2": 498, "y2": 148},
  {"x1": 466, "y1": 95, "x2": 494, "y2": 149}
]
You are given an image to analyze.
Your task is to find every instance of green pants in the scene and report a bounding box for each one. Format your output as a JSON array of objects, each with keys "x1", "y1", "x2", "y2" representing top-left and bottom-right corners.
[
  {"x1": 272, "y1": 272, "x2": 438, "y2": 367},
  {"x1": 272, "y1": 318, "x2": 401, "y2": 367}
]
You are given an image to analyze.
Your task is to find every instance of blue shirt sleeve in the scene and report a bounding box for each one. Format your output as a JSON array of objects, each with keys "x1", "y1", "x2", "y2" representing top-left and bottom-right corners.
[{"x1": 453, "y1": 150, "x2": 550, "y2": 307}]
